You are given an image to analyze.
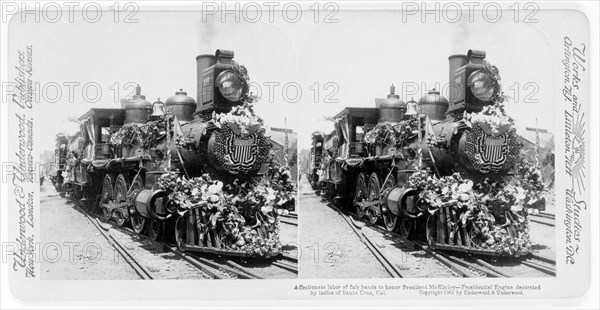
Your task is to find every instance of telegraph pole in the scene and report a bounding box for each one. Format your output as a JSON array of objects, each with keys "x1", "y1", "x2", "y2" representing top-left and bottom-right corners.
[
  {"x1": 525, "y1": 118, "x2": 549, "y2": 167},
  {"x1": 284, "y1": 117, "x2": 289, "y2": 168}
]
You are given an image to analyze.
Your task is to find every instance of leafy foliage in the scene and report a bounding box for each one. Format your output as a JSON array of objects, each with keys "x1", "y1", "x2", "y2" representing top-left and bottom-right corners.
[
  {"x1": 211, "y1": 103, "x2": 264, "y2": 137},
  {"x1": 265, "y1": 152, "x2": 296, "y2": 212},
  {"x1": 363, "y1": 119, "x2": 419, "y2": 147},
  {"x1": 156, "y1": 171, "x2": 283, "y2": 257},
  {"x1": 109, "y1": 115, "x2": 172, "y2": 149},
  {"x1": 406, "y1": 160, "x2": 545, "y2": 256},
  {"x1": 463, "y1": 104, "x2": 514, "y2": 136}
]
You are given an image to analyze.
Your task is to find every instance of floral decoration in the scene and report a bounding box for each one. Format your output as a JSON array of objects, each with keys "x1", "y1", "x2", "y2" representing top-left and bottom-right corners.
[
  {"x1": 156, "y1": 171, "x2": 283, "y2": 257},
  {"x1": 406, "y1": 160, "x2": 545, "y2": 256},
  {"x1": 265, "y1": 153, "x2": 297, "y2": 212},
  {"x1": 212, "y1": 103, "x2": 264, "y2": 137},
  {"x1": 363, "y1": 119, "x2": 419, "y2": 148},
  {"x1": 109, "y1": 115, "x2": 171, "y2": 149},
  {"x1": 463, "y1": 104, "x2": 514, "y2": 136}
]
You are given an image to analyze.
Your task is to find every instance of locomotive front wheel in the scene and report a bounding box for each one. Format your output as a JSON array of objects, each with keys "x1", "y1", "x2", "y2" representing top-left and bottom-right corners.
[
  {"x1": 366, "y1": 172, "x2": 381, "y2": 225},
  {"x1": 381, "y1": 175, "x2": 398, "y2": 232},
  {"x1": 113, "y1": 174, "x2": 129, "y2": 227},
  {"x1": 147, "y1": 218, "x2": 164, "y2": 241},
  {"x1": 101, "y1": 174, "x2": 116, "y2": 221},
  {"x1": 398, "y1": 217, "x2": 415, "y2": 239},
  {"x1": 129, "y1": 175, "x2": 146, "y2": 234},
  {"x1": 354, "y1": 172, "x2": 368, "y2": 218}
]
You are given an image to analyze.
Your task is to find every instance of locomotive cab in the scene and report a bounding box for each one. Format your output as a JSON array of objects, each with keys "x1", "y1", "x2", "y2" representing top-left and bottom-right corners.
[
  {"x1": 78, "y1": 108, "x2": 125, "y2": 160},
  {"x1": 333, "y1": 107, "x2": 379, "y2": 158}
]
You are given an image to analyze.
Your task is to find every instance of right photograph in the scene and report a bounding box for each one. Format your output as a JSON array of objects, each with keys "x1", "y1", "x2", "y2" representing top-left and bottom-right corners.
[{"x1": 296, "y1": 13, "x2": 555, "y2": 279}]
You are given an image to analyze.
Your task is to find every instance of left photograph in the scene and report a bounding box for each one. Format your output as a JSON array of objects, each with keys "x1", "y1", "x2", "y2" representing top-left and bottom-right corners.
[{"x1": 14, "y1": 14, "x2": 300, "y2": 280}]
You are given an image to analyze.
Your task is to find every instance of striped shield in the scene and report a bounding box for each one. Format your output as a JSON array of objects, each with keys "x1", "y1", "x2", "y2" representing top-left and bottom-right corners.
[
  {"x1": 480, "y1": 135, "x2": 507, "y2": 164},
  {"x1": 465, "y1": 123, "x2": 519, "y2": 174},
  {"x1": 230, "y1": 137, "x2": 256, "y2": 165}
]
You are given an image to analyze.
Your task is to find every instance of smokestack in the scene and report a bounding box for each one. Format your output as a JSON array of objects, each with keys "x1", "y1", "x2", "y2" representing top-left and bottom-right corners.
[
  {"x1": 195, "y1": 54, "x2": 217, "y2": 113},
  {"x1": 448, "y1": 54, "x2": 467, "y2": 104}
]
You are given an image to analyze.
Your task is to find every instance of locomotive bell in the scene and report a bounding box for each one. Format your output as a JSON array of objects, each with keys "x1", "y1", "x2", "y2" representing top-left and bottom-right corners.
[
  {"x1": 405, "y1": 97, "x2": 419, "y2": 117},
  {"x1": 417, "y1": 89, "x2": 449, "y2": 121},
  {"x1": 123, "y1": 85, "x2": 152, "y2": 124},
  {"x1": 378, "y1": 84, "x2": 406, "y2": 123},
  {"x1": 165, "y1": 89, "x2": 197, "y2": 122},
  {"x1": 151, "y1": 98, "x2": 165, "y2": 119}
]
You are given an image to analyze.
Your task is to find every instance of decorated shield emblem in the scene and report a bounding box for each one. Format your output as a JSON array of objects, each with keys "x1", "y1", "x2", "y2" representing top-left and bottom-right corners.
[
  {"x1": 465, "y1": 123, "x2": 520, "y2": 174},
  {"x1": 212, "y1": 124, "x2": 271, "y2": 175}
]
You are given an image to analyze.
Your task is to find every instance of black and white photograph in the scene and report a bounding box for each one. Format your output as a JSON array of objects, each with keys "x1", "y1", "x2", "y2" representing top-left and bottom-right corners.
[
  {"x1": 296, "y1": 11, "x2": 559, "y2": 279},
  {"x1": 7, "y1": 10, "x2": 300, "y2": 281},
  {"x1": 1, "y1": 1, "x2": 597, "y2": 308}
]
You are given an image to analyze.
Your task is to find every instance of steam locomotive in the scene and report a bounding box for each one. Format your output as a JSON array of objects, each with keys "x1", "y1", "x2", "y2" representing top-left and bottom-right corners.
[
  {"x1": 52, "y1": 49, "x2": 281, "y2": 257},
  {"x1": 310, "y1": 49, "x2": 545, "y2": 257}
]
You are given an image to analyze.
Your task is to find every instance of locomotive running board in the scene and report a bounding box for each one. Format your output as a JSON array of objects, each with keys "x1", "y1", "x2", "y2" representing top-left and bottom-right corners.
[{"x1": 425, "y1": 206, "x2": 499, "y2": 256}]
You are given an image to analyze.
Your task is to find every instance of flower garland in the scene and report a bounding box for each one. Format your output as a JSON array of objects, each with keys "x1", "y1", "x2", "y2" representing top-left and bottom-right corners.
[
  {"x1": 174, "y1": 133, "x2": 197, "y2": 150},
  {"x1": 211, "y1": 103, "x2": 264, "y2": 137},
  {"x1": 363, "y1": 119, "x2": 418, "y2": 148},
  {"x1": 463, "y1": 104, "x2": 514, "y2": 136},
  {"x1": 482, "y1": 61, "x2": 505, "y2": 104},
  {"x1": 109, "y1": 115, "x2": 171, "y2": 149},
  {"x1": 406, "y1": 160, "x2": 545, "y2": 256},
  {"x1": 265, "y1": 154, "x2": 297, "y2": 212},
  {"x1": 156, "y1": 171, "x2": 282, "y2": 257}
]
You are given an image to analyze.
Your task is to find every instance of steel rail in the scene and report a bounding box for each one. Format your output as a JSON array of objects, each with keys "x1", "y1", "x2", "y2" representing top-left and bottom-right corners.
[
  {"x1": 280, "y1": 254, "x2": 298, "y2": 263},
  {"x1": 162, "y1": 244, "x2": 225, "y2": 279},
  {"x1": 223, "y1": 260, "x2": 265, "y2": 279},
  {"x1": 529, "y1": 253, "x2": 556, "y2": 265},
  {"x1": 367, "y1": 225, "x2": 468, "y2": 278},
  {"x1": 73, "y1": 204, "x2": 153, "y2": 280},
  {"x1": 72, "y1": 194, "x2": 294, "y2": 280},
  {"x1": 271, "y1": 261, "x2": 299, "y2": 273},
  {"x1": 279, "y1": 219, "x2": 298, "y2": 226},
  {"x1": 331, "y1": 205, "x2": 403, "y2": 278},
  {"x1": 521, "y1": 260, "x2": 556, "y2": 276},
  {"x1": 472, "y1": 258, "x2": 511, "y2": 278},
  {"x1": 280, "y1": 213, "x2": 298, "y2": 219},
  {"x1": 75, "y1": 202, "x2": 217, "y2": 280},
  {"x1": 531, "y1": 212, "x2": 555, "y2": 220}
]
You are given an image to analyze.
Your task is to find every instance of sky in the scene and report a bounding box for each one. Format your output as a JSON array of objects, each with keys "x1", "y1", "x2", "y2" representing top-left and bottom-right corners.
[{"x1": 7, "y1": 8, "x2": 576, "y2": 152}]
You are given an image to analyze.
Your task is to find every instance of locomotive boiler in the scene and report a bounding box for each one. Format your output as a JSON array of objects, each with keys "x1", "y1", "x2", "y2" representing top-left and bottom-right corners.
[
  {"x1": 313, "y1": 49, "x2": 545, "y2": 257},
  {"x1": 53, "y1": 49, "x2": 282, "y2": 258}
]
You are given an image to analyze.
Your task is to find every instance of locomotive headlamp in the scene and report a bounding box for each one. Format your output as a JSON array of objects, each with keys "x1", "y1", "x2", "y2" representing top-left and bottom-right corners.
[
  {"x1": 217, "y1": 70, "x2": 244, "y2": 102},
  {"x1": 467, "y1": 70, "x2": 496, "y2": 101}
]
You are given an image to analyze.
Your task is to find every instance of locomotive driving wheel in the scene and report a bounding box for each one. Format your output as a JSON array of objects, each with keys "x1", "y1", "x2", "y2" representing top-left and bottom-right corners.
[
  {"x1": 381, "y1": 174, "x2": 399, "y2": 232},
  {"x1": 354, "y1": 173, "x2": 368, "y2": 218},
  {"x1": 366, "y1": 172, "x2": 381, "y2": 225},
  {"x1": 113, "y1": 174, "x2": 129, "y2": 227},
  {"x1": 129, "y1": 175, "x2": 146, "y2": 234},
  {"x1": 101, "y1": 174, "x2": 115, "y2": 221}
]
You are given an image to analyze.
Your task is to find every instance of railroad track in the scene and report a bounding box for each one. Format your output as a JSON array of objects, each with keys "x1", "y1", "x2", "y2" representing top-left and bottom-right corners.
[
  {"x1": 372, "y1": 224, "x2": 556, "y2": 278},
  {"x1": 73, "y1": 201, "x2": 297, "y2": 279},
  {"x1": 279, "y1": 214, "x2": 298, "y2": 226},
  {"x1": 73, "y1": 203, "x2": 155, "y2": 280},
  {"x1": 330, "y1": 205, "x2": 404, "y2": 278},
  {"x1": 529, "y1": 212, "x2": 555, "y2": 227},
  {"x1": 366, "y1": 223, "x2": 502, "y2": 278},
  {"x1": 346, "y1": 208, "x2": 556, "y2": 278}
]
